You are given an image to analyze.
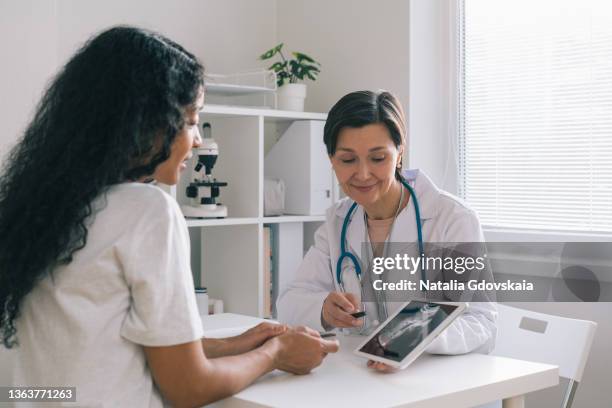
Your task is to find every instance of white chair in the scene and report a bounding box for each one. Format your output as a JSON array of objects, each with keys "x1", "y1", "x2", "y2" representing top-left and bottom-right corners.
[{"x1": 492, "y1": 304, "x2": 597, "y2": 408}]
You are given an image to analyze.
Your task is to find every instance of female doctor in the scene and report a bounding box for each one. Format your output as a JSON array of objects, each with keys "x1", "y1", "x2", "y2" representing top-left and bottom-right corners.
[{"x1": 277, "y1": 90, "x2": 497, "y2": 367}]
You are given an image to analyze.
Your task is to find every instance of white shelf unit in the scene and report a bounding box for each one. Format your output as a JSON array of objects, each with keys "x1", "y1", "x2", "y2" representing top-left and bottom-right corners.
[
  {"x1": 204, "y1": 70, "x2": 278, "y2": 108},
  {"x1": 169, "y1": 104, "x2": 328, "y2": 317}
]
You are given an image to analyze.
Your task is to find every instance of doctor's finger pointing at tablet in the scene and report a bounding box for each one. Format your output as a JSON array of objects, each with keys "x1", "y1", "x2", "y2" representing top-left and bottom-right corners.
[{"x1": 277, "y1": 90, "x2": 498, "y2": 358}]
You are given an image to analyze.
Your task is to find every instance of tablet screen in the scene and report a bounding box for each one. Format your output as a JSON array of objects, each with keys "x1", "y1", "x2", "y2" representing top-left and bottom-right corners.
[{"x1": 358, "y1": 301, "x2": 459, "y2": 362}]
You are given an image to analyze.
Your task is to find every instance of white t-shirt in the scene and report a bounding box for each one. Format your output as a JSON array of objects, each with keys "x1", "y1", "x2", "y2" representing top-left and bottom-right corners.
[{"x1": 13, "y1": 183, "x2": 204, "y2": 407}]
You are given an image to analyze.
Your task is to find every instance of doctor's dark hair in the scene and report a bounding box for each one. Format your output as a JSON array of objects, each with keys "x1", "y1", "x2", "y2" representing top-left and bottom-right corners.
[
  {"x1": 0, "y1": 26, "x2": 204, "y2": 348},
  {"x1": 323, "y1": 90, "x2": 407, "y2": 176}
]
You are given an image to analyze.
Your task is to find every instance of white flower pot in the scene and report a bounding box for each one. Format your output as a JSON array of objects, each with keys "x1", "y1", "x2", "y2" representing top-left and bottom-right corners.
[{"x1": 277, "y1": 83, "x2": 307, "y2": 111}]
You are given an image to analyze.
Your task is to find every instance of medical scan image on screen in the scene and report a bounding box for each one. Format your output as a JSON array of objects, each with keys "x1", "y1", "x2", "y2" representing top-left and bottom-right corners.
[{"x1": 359, "y1": 302, "x2": 458, "y2": 362}]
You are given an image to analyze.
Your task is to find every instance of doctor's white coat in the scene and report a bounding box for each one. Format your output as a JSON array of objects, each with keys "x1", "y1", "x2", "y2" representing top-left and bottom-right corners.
[{"x1": 277, "y1": 170, "x2": 497, "y2": 355}]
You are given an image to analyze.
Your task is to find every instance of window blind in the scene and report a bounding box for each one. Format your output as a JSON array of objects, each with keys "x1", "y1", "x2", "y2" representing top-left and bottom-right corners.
[{"x1": 458, "y1": 0, "x2": 612, "y2": 233}]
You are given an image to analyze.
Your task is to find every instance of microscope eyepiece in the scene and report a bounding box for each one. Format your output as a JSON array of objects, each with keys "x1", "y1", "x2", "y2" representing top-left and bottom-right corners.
[{"x1": 202, "y1": 122, "x2": 212, "y2": 139}]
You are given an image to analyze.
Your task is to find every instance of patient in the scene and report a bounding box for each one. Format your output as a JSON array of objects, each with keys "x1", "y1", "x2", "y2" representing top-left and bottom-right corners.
[{"x1": 0, "y1": 26, "x2": 337, "y2": 407}]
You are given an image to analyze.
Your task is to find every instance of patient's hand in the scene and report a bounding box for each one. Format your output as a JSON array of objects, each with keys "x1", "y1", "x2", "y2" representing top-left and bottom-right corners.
[
  {"x1": 367, "y1": 360, "x2": 399, "y2": 373},
  {"x1": 268, "y1": 327, "x2": 339, "y2": 375},
  {"x1": 234, "y1": 322, "x2": 288, "y2": 354}
]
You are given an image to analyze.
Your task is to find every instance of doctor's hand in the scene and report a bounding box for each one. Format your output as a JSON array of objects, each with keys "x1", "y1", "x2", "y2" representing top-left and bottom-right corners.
[
  {"x1": 322, "y1": 292, "x2": 363, "y2": 328},
  {"x1": 266, "y1": 326, "x2": 339, "y2": 375},
  {"x1": 367, "y1": 360, "x2": 399, "y2": 373}
]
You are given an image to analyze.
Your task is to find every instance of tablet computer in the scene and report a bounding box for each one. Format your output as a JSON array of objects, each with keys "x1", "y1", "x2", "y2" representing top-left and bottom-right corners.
[{"x1": 354, "y1": 301, "x2": 466, "y2": 369}]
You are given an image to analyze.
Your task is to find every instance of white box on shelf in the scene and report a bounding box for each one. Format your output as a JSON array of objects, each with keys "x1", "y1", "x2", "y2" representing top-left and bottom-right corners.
[
  {"x1": 264, "y1": 120, "x2": 336, "y2": 215},
  {"x1": 195, "y1": 288, "x2": 209, "y2": 316},
  {"x1": 270, "y1": 222, "x2": 304, "y2": 317}
]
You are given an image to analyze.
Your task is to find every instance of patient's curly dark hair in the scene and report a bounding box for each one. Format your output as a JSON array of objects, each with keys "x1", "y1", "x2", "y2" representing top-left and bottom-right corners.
[{"x1": 0, "y1": 26, "x2": 204, "y2": 347}]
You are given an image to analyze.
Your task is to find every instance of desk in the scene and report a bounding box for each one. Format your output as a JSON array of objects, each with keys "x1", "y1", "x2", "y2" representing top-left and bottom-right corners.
[{"x1": 202, "y1": 314, "x2": 558, "y2": 408}]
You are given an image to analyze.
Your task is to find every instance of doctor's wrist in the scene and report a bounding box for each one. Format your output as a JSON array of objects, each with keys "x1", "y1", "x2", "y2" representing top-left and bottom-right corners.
[{"x1": 320, "y1": 309, "x2": 334, "y2": 331}]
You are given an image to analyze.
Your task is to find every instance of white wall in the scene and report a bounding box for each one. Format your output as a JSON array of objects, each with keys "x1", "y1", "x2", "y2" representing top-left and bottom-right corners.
[
  {"x1": 275, "y1": 0, "x2": 412, "y2": 165},
  {"x1": 0, "y1": 0, "x2": 450, "y2": 191},
  {"x1": 276, "y1": 0, "x2": 410, "y2": 113},
  {"x1": 0, "y1": 0, "x2": 59, "y2": 161},
  {"x1": 54, "y1": 0, "x2": 276, "y2": 75},
  {"x1": 0, "y1": 0, "x2": 276, "y2": 162},
  {"x1": 275, "y1": 0, "x2": 456, "y2": 191}
]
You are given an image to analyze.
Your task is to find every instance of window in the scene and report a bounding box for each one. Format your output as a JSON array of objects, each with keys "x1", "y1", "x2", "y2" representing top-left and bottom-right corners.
[{"x1": 458, "y1": 0, "x2": 612, "y2": 233}]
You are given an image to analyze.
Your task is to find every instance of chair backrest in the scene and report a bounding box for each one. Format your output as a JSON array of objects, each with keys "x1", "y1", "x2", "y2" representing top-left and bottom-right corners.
[{"x1": 492, "y1": 304, "x2": 597, "y2": 382}]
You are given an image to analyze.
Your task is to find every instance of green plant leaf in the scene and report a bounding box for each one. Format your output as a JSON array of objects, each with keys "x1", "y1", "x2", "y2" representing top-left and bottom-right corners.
[
  {"x1": 289, "y1": 60, "x2": 304, "y2": 81},
  {"x1": 269, "y1": 61, "x2": 286, "y2": 72},
  {"x1": 293, "y1": 52, "x2": 320, "y2": 65},
  {"x1": 276, "y1": 70, "x2": 290, "y2": 87},
  {"x1": 301, "y1": 66, "x2": 319, "y2": 80},
  {"x1": 293, "y1": 52, "x2": 312, "y2": 62},
  {"x1": 289, "y1": 60, "x2": 299, "y2": 71},
  {"x1": 259, "y1": 43, "x2": 284, "y2": 60},
  {"x1": 302, "y1": 65, "x2": 319, "y2": 80},
  {"x1": 260, "y1": 44, "x2": 320, "y2": 84},
  {"x1": 302, "y1": 64, "x2": 320, "y2": 72},
  {"x1": 259, "y1": 49, "x2": 275, "y2": 60}
]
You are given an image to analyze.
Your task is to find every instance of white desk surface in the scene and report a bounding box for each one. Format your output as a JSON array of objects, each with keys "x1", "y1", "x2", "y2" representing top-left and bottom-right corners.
[{"x1": 202, "y1": 313, "x2": 559, "y2": 408}]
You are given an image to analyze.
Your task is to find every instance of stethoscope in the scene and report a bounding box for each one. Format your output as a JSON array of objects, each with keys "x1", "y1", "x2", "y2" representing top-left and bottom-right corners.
[{"x1": 335, "y1": 177, "x2": 426, "y2": 295}]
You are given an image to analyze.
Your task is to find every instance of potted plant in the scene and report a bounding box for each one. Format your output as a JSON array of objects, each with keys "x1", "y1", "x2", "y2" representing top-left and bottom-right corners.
[{"x1": 259, "y1": 43, "x2": 321, "y2": 111}]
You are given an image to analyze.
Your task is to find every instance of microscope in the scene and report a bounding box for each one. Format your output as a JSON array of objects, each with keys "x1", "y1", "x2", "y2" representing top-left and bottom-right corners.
[{"x1": 181, "y1": 123, "x2": 228, "y2": 218}]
